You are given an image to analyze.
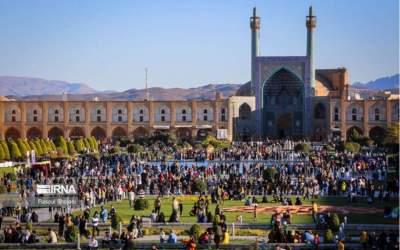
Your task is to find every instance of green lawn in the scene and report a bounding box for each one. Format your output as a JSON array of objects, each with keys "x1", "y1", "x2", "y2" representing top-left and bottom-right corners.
[{"x1": 72, "y1": 195, "x2": 398, "y2": 225}]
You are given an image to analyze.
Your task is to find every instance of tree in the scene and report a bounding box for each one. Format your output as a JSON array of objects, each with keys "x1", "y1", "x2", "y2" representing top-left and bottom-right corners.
[
  {"x1": 192, "y1": 180, "x2": 206, "y2": 193},
  {"x1": 294, "y1": 143, "x2": 310, "y2": 153},
  {"x1": 8, "y1": 140, "x2": 22, "y2": 160},
  {"x1": 0, "y1": 144, "x2": 5, "y2": 161},
  {"x1": 74, "y1": 139, "x2": 86, "y2": 153},
  {"x1": 90, "y1": 136, "x2": 99, "y2": 152},
  {"x1": 39, "y1": 139, "x2": 48, "y2": 155},
  {"x1": 87, "y1": 137, "x2": 95, "y2": 151},
  {"x1": 384, "y1": 123, "x2": 399, "y2": 147},
  {"x1": 83, "y1": 138, "x2": 91, "y2": 150},
  {"x1": 344, "y1": 142, "x2": 361, "y2": 153},
  {"x1": 202, "y1": 135, "x2": 230, "y2": 149},
  {"x1": 24, "y1": 140, "x2": 31, "y2": 151},
  {"x1": 57, "y1": 136, "x2": 68, "y2": 155},
  {"x1": 34, "y1": 140, "x2": 43, "y2": 156},
  {"x1": 49, "y1": 140, "x2": 57, "y2": 151},
  {"x1": 348, "y1": 129, "x2": 361, "y2": 143},
  {"x1": 67, "y1": 141, "x2": 76, "y2": 155},
  {"x1": 16, "y1": 138, "x2": 28, "y2": 156},
  {"x1": 29, "y1": 141, "x2": 37, "y2": 154},
  {"x1": 1, "y1": 141, "x2": 10, "y2": 160},
  {"x1": 45, "y1": 139, "x2": 54, "y2": 152}
]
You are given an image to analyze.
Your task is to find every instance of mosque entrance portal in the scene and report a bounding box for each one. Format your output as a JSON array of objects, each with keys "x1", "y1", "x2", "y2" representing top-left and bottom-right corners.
[{"x1": 277, "y1": 113, "x2": 292, "y2": 138}]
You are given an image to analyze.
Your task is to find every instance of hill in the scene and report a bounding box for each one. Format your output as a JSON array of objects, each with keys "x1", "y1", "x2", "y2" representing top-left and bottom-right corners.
[{"x1": 0, "y1": 76, "x2": 97, "y2": 96}]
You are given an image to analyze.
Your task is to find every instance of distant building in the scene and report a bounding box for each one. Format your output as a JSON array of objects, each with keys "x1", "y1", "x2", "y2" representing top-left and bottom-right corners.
[{"x1": 0, "y1": 7, "x2": 398, "y2": 142}]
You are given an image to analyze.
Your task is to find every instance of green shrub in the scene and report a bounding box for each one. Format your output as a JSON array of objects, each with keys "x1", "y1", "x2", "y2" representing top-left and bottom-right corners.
[
  {"x1": 65, "y1": 225, "x2": 79, "y2": 242},
  {"x1": 127, "y1": 144, "x2": 143, "y2": 154},
  {"x1": 294, "y1": 143, "x2": 310, "y2": 153},
  {"x1": 0, "y1": 185, "x2": 7, "y2": 193},
  {"x1": 263, "y1": 167, "x2": 277, "y2": 181},
  {"x1": 344, "y1": 141, "x2": 361, "y2": 153},
  {"x1": 202, "y1": 135, "x2": 230, "y2": 149},
  {"x1": 192, "y1": 180, "x2": 206, "y2": 193},
  {"x1": 325, "y1": 229, "x2": 334, "y2": 243},
  {"x1": 324, "y1": 144, "x2": 335, "y2": 152},
  {"x1": 189, "y1": 224, "x2": 202, "y2": 240},
  {"x1": 328, "y1": 213, "x2": 341, "y2": 232},
  {"x1": 134, "y1": 198, "x2": 149, "y2": 210},
  {"x1": 7, "y1": 172, "x2": 17, "y2": 181},
  {"x1": 111, "y1": 145, "x2": 121, "y2": 154},
  {"x1": 111, "y1": 213, "x2": 122, "y2": 230}
]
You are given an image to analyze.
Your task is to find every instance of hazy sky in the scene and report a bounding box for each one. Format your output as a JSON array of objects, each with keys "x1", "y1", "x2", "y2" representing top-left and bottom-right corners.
[{"x1": 0, "y1": 0, "x2": 398, "y2": 91}]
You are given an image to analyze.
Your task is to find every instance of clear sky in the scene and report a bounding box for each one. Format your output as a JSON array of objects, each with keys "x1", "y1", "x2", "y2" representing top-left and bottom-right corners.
[{"x1": 0, "y1": 0, "x2": 398, "y2": 91}]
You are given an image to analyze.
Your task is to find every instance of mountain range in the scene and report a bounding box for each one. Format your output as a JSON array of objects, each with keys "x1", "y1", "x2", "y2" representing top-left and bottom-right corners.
[{"x1": 1, "y1": 74, "x2": 398, "y2": 101}]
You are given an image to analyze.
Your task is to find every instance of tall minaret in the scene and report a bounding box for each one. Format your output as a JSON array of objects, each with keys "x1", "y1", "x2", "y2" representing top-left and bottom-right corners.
[
  {"x1": 306, "y1": 6, "x2": 316, "y2": 94},
  {"x1": 250, "y1": 7, "x2": 260, "y2": 96},
  {"x1": 144, "y1": 67, "x2": 150, "y2": 101}
]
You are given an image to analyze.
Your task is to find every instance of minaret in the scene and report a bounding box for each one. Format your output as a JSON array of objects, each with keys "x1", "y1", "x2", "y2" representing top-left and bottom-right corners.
[
  {"x1": 144, "y1": 67, "x2": 150, "y2": 101},
  {"x1": 250, "y1": 7, "x2": 260, "y2": 96},
  {"x1": 306, "y1": 6, "x2": 316, "y2": 94}
]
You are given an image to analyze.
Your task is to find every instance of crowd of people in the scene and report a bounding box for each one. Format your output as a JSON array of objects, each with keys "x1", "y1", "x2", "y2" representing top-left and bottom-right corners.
[
  {"x1": 0, "y1": 139, "x2": 397, "y2": 248},
  {"x1": 11, "y1": 140, "x2": 397, "y2": 209}
]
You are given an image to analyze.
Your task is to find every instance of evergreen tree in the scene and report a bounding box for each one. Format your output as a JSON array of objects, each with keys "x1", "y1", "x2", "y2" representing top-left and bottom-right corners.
[
  {"x1": 45, "y1": 139, "x2": 53, "y2": 152},
  {"x1": 67, "y1": 141, "x2": 76, "y2": 155},
  {"x1": 39, "y1": 139, "x2": 48, "y2": 154},
  {"x1": 24, "y1": 139, "x2": 31, "y2": 151},
  {"x1": 83, "y1": 138, "x2": 91, "y2": 150},
  {"x1": 384, "y1": 123, "x2": 400, "y2": 146},
  {"x1": 91, "y1": 136, "x2": 99, "y2": 152},
  {"x1": 29, "y1": 141, "x2": 37, "y2": 154},
  {"x1": 57, "y1": 136, "x2": 69, "y2": 155},
  {"x1": 34, "y1": 140, "x2": 43, "y2": 156},
  {"x1": 9, "y1": 140, "x2": 22, "y2": 160},
  {"x1": 16, "y1": 138, "x2": 28, "y2": 156},
  {"x1": 0, "y1": 144, "x2": 4, "y2": 160},
  {"x1": 87, "y1": 137, "x2": 95, "y2": 150},
  {"x1": 50, "y1": 140, "x2": 57, "y2": 151},
  {"x1": 1, "y1": 141, "x2": 10, "y2": 160},
  {"x1": 74, "y1": 139, "x2": 85, "y2": 153}
]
